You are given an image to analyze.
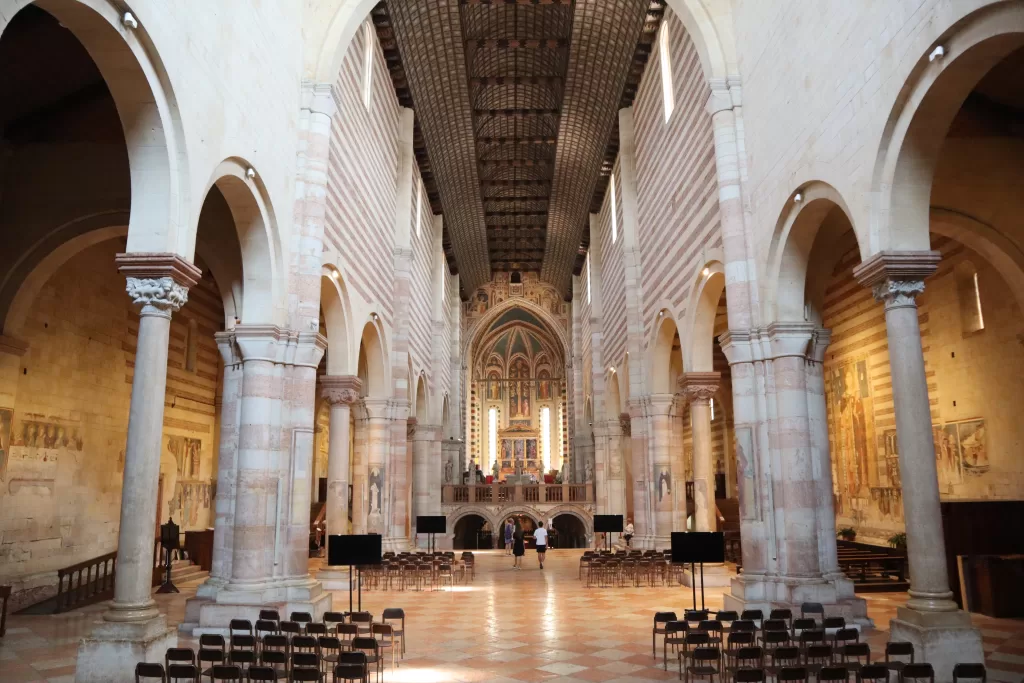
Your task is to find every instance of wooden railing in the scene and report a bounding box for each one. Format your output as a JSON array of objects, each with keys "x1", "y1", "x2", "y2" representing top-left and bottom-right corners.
[
  {"x1": 54, "y1": 538, "x2": 162, "y2": 613},
  {"x1": 442, "y1": 483, "x2": 593, "y2": 505}
]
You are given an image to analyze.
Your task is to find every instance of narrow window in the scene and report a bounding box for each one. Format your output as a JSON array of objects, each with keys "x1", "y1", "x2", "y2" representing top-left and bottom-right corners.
[
  {"x1": 710, "y1": 398, "x2": 715, "y2": 421},
  {"x1": 955, "y1": 262, "x2": 985, "y2": 335},
  {"x1": 415, "y1": 181, "x2": 422, "y2": 239},
  {"x1": 610, "y1": 172, "x2": 619, "y2": 243},
  {"x1": 488, "y1": 407, "x2": 498, "y2": 474},
  {"x1": 586, "y1": 255, "x2": 592, "y2": 304},
  {"x1": 362, "y1": 22, "x2": 374, "y2": 110},
  {"x1": 973, "y1": 272, "x2": 985, "y2": 330},
  {"x1": 659, "y1": 22, "x2": 675, "y2": 122},
  {"x1": 541, "y1": 407, "x2": 551, "y2": 471}
]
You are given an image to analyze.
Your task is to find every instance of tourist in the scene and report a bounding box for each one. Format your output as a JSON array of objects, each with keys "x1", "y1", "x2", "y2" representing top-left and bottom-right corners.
[
  {"x1": 512, "y1": 524, "x2": 525, "y2": 569},
  {"x1": 534, "y1": 521, "x2": 548, "y2": 569},
  {"x1": 624, "y1": 519, "x2": 634, "y2": 548},
  {"x1": 504, "y1": 518, "x2": 514, "y2": 556}
]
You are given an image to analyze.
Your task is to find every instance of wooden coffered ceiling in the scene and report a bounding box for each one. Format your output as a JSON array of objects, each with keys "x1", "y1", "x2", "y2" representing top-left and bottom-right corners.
[{"x1": 373, "y1": 0, "x2": 665, "y2": 297}]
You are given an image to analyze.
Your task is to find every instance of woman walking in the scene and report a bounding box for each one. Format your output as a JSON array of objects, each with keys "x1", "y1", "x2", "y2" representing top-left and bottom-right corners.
[
  {"x1": 512, "y1": 524, "x2": 525, "y2": 569},
  {"x1": 504, "y1": 518, "x2": 514, "y2": 556}
]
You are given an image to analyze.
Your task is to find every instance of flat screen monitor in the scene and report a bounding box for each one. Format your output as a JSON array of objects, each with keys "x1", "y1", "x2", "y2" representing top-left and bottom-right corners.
[
  {"x1": 327, "y1": 534, "x2": 382, "y2": 566},
  {"x1": 593, "y1": 515, "x2": 624, "y2": 533},
  {"x1": 416, "y1": 515, "x2": 447, "y2": 534},
  {"x1": 670, "y1": 531, "x2": 725, "y2": 564}
]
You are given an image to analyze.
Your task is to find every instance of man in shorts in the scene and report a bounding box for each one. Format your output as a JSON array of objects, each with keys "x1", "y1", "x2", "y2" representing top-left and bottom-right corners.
[{"x1": 534, "y1": 521, "x2": 548, "y2": 569}]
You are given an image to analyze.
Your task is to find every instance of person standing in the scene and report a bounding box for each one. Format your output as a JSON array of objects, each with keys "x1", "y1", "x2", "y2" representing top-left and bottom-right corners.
[
  {"x1": 534, "y1": 521, "x2": 548, "y2": 569},
  {"x1": 623, "y1": 519, "x2": 634, "y2": 548},
  {"x1": 512, "y1": 525, "x2": 525, "y2": 569},
  {"x1": 504, "y1": 518, "x2": 514, "y2": 556}
]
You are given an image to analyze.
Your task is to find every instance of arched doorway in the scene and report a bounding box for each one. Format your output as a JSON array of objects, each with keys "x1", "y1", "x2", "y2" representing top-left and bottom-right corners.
[
  {"x1": 551, "y1": 513, "x2": 587, "y2": 549},
  {"x1": 453, "y1": 514, "x2": 491, "y2": 550}
]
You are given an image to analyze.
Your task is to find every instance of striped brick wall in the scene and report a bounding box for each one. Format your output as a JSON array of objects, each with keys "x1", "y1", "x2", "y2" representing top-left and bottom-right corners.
[
  {"x1": 596, "y1": 158, "x2": 628, "y2": 369},
  {"x1": 634, "y1": 10, "x2": 720, "y2": 341},
  {"x1": 409, "y1": 174, "x2": 433, "y2": 376},
  {"x1": 326, "y1": 24, "x2": 399, "y2": 326}
]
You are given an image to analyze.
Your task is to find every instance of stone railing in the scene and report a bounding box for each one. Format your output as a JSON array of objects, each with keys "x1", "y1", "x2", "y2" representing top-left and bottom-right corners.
[{"x1": 442, "y1": 483, "x2": 592, "y2": 505}]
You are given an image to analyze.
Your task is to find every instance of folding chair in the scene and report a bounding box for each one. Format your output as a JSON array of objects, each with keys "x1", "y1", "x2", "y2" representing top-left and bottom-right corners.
[
  {"x1": 136, "y1": 663, "x2": 167, "y2": 683},
  {"x1": 382, "y1": 608, "x2": 406, "y2": 658},
  {"x1": 952, "y1": 664, "x2": 986, "y2": 683},
  {"x1": 664, "y1": 621, "x2": 689, "y2": 669},
  {"x1": 884, "y1": 642, "x2": 914, "y2": 677},
  {"x1": 682, "y1": 646, "x2": 722, "y2": 683},
  {"x1": 900, "y1": 663, "x2": 935, "y2": 683}
]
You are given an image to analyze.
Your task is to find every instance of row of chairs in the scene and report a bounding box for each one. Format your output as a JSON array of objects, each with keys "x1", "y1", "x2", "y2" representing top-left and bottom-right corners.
[
  {"x1": 676, "y1": 659, "x2": 985, "y2": 683},
  {"x1": 235, "y1": 608, "x2": 405, "y2": 660},
  {"x1": 136, "y1": 659, "x2": 376, "y2": 683}
]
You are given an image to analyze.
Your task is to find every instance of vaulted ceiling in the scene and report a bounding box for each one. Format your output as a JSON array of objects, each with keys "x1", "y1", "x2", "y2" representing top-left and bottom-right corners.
[{"x1": 375, "y1": 0, "x2": 665, "y2": 297}]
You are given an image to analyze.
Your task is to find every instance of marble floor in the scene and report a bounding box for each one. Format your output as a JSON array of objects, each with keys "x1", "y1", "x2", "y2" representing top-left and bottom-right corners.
[{"x1": 2, "y1": 550, "x2": 1023, "y2": 683}]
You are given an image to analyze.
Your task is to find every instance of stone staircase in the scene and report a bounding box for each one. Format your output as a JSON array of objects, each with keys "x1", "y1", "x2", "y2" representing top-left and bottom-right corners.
[{"x1": 166, "y1": 557, "x2": 209, "y2": 585}]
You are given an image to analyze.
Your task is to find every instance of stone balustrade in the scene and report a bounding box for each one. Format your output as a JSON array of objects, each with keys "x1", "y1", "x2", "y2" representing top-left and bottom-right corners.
[{"x1": 442, "y1": 483, "x2": 593, "y2": 505}]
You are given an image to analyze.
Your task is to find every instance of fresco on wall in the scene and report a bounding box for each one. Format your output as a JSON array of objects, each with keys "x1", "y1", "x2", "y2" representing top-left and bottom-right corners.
[
  {"x1": 170, "y1": 482, "x2": 212, "y2": 527},
  {"x1": 0, "y1": 409, "x2": 11, "y2": 482},
  {"x1": 167, "y1": 435, "x2": 202, "y2": 480},
  {"x1": 4, "y1": 418, "x2": 84, "y2": 492},
  {"x1": 827, "y1": 357, "x2": 878, "y2": 500},
  {"x1": 463, "y1": 272, "x2": 567, "y2": 320}
]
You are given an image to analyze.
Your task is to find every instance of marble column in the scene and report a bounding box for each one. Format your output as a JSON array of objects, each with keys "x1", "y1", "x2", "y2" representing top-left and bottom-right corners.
[
  {"x1": 648, "y1": 394, "x2": 675, "y2": 547},
  {"x1": 320, "y1": 376, "x2": 361, "y2": 541},
  {"x1": 603, "y1": 418, "x2": 626, "y2": 516},
  {"x1": 806, "y1": 329, "x2": 842, "y2": 578},
  {"x1": 363, "y1": 398, "x2": 390, "y2": 536},
  {"x1": 680, "y1": 372, "x2": 721, "y2": 532},
  {"x1": 411, "y1": 422, "x2": 440, "y2": 545},
  {"x1": 76, "y1": 254, "x2": 200, "y2": 683},
  {"x1": 855, "y1": 252, "x2": 982, "y2": 678},
  {"x1": 351, "y1": 403, "x2": 369, "y2": 535}
]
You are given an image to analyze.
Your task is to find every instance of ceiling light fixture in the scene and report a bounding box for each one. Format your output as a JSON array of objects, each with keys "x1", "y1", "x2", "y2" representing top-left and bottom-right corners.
[
  {"x1": 246, "y1": 167, "x2": 256, "y2": 180},
  {"x1": 929, "y1": 45, "x2": 945, "y2": 62},
  {"x1": 122, "y1": 12, "x2": 138, "y2": 30},
  {"x1": 794, "y1": 192, "x2": 803, "y2": 203}
]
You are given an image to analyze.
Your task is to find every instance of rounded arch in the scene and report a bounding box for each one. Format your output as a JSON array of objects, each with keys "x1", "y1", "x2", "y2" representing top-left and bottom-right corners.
[
  {"x1": 311, "y1": 0, "x2": 381, "y2": 84},
  {"x1": 357, "y1": 319, "x2": 388, "y2": 398},
  {"x1": 765, "y1": 182, "x2": 861, "y2": 326},
  {"x1": 545, "y1": 504, "x2": 594, "y2": 541},
  {"x1": 203, "y1": 159, "x2": 284, "y2": 325},
  {"x1": 663, "y1": 0, "x2": 734, "y2": 85},
  {"x1": 605, "y1": 368, "x2": 622, "y2": 421},
  {"x1": 2, "y1": 0, "x2": 189, "y2": 257},
  {"x1": 871, "y1": 3, "x2": 1024, "y2": 254},
  {"x1": 414, "y1": 374, "x2": 427, "y2": 422},
  {"x1": 682, "y1": 259, "x2": 726, "y2": 372},
  {"x1": 441, "y1": 394, "x2": 451, "y2": 435},
  {"x1": 320, "y1": 268, "x2": 352, "y2": 375},
  {"x1": 650, "y1": 311, "x2": 684, "y2": 394}
]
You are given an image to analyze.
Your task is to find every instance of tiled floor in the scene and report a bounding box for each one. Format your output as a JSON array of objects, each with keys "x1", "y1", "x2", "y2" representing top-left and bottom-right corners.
[{"x1": 2, "y1": 550, "x2": 1023, "y2": 682}]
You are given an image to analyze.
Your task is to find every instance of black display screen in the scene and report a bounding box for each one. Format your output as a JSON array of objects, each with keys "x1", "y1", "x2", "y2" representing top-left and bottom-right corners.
[
  {"x1": 670, "y1": 532, "x2": 725, "y2": 563},
  {"x1": 327, "y1": 534, "x2": 382, "y2": 566}
]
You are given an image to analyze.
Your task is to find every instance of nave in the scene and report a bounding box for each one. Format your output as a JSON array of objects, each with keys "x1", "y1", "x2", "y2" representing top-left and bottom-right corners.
[{"x1": 3, "y1": 551, "x2": 1023, "y2": 683}]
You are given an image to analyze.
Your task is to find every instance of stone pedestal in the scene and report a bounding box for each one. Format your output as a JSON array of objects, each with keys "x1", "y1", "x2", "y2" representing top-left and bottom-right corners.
[
  {"x1": 724, "y1": 574, "x2": 871, "y2": 626},
  {"x1": 890, "y1": 609, "x2": 984, "y2": 683},
  {"x1": 194, "y1": 579, "x2": 331, "y2": 635},
  {"x1": 76, "y1": 615, "x2": 177, "y2": 683},
  {"x1": 681, "y1": 562, "x2": 733, "y2": 587},
  {"x1": 315, "y1": 568, "x2": 352, "y2": 592}
]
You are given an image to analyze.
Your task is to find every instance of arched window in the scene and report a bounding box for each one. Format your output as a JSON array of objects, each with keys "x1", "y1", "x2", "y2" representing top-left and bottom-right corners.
[
  {"x1": 540, "y1": 406, "x2": 551, "y2": 471},
  {"x1": 488, "y1": 406, "x2": 498, "y2": 474},
  {"x1": 659, "y1": 21, "x2": 675, "y2": 122},
  {"x1": 362, "y1": 21, "x2": 375, "y2": 110},
  {"x1": 610, "y1": 172, "x2": 619, "y2": 243}
]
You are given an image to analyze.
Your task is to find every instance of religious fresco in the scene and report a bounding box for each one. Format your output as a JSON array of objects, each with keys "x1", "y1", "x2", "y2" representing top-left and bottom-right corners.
[
  {"x1": 463, "y1": 271, "x2": 567, "y2": 320},
  {"x1": 3, "y1": 417, "x2": 84, "y2": 493},
  {"x1": 167, "y1": 435, "x2": 202, "y2": 480},
  {"x1": 170, "y1": 482, "x2": 212, "y2": 527},
  {"x1": 933, "y1": 418, "x2": 989, "y2": 489},
  {"x1": 163, "y1": 435, "x2": 211, "y2": 529},
  {"x1": 0, "y1": 408, "x2": 11, "y2": 482}
]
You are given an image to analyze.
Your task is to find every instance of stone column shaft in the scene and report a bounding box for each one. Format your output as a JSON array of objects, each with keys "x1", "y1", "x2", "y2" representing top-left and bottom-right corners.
[
  {"x1": 363, "y1": 399, "x2": 390, "y2": 536},
  {"x1": 680, "y1": 372, "x2": 721, "y2": 533},
  {"x1": 107, "y1": 254, "x2": 200, "y2": 623},
  {"x1": 807, "y1": 330, "x2": 840, "y2": 575},
  {"x1": 321, "y1": 376, "x2": 361, "y2": 548},
  {"x1": 648, "y1": 394, "x2": 675, "y2": 547},
  {"x1": 209, "y1": 334, "x2": 243, "y2": 585}
]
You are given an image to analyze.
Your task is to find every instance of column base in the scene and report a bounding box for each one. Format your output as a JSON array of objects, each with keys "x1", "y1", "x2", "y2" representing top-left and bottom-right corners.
[
  {"x1": 890, "y1": 608, "x2": 983, "y2": 683},
  {"x1": 316, "y1": 568, "x2": 352, "y2": 591},
  {"x1": 723, "y1": 573, "x2": 872, "y2": 627},
  {"x1": 682, "y1": 563, "x2": 735, "y2": 587},
  {"x1": 76, "y1": 615, "x2": 177, "y2": 683},
  {"x1": 191, "y1": 577, "x2": 332, "y2": 636}
]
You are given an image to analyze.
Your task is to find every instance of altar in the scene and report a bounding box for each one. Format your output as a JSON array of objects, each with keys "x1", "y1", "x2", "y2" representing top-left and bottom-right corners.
[{"x1": 498, "y1": 423, "x2": 541, "y2": 478}]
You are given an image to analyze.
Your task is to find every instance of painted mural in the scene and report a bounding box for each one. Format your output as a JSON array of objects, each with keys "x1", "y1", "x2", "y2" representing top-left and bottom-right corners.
[
  {"x1": 0, "y1": 408, "x2": 11, "y2": 482},
  {"x1": 2, "y1": 417, "x2": 84, "y2": 494},
  {"x1": 464, "y1": 271, "x2": 567, "y2": 320},
  {"x1": 163, "y1": 435, "x2": 211, "y2": 529}
]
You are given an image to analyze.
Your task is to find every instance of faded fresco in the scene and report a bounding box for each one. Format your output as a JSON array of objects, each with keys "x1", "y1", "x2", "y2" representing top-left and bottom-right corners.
[
  {"x1": 162, "y1": 435, "x2": 211, "y2": 529},
  {"x1": 0, "y1": 408, "x2": 11, "y2": 482},
  {"x1": 3, "y1": 417, "x2": 84, "y2": 494}
]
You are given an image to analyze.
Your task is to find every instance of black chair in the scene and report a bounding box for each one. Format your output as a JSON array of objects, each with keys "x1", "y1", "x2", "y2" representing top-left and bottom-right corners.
[
  {"x1": 351, "y1": 637, "x2": 382, "y2": 683},
  {"x1": 726, "y1": 632, "x2": 756, "y2": 669},
  {"x1": 731, "y1": 620, "x2": 757, "y2": 634},
  {"x1": 137, "y1": 663, "x2": 167, "y2": 683},
  {"x1": 199, "y1": 640, "x2": 226, "y2": 683},
  {"x1": 255, "y1": 620, "x2": 279, "y2": 645},
  {"x1": 804, "y1": 644, "x2": 833, "y2": 675},
  {"x1": 859, "y1": 664, "x2": 891, "y2": 683},
  {"x1": 292, "y1": 635, "x2": 319, "y2": 656},
  {"x1": 734, "y1": 668, "x2": 766, "y2": 683},
  {"x1": 349, "y1": 612, "x2": 373, "y2": 637},
  {"x1": 777, "y1": 666, "x2": 809, "y2": 683},
  {"x1": 654, "y1": 611, "x2": 679, "y2": 657},
  {"x1": 322, "y1": 612, "x2": 346, "y2": 634},
  {"x1": 292, "y1": 653, "x2": 320, "y2": 672},
  {"x1": 762, "y1": 619, "x2": 789, "y2": 634},
  {"x1": 952, "y1": 664, "x2": 986, "y2": 683},
  {"x1": 900, "y1": 663, "x2": 934, "y2": 683},
  {"x1": 769, "y1": 609, "x2": 793, "y2": 630},
  {"x1": 820, "y1": 666, "x2": 849, "y2": 683},
  {"x1": 306, "y1": 623, "x2": 328, "y2": 637},
  {"x1": 740, "y1": 610, "x2": 764, "y2": 629},
  {"x1": 699, "y1": 620, "x2": 725, "y2": 648},
  {"x1": 841, "y1": 642, "x2": 871, "y2": 676},
  {"x1": 290, "y1": 666, "x2": 322, "y2": 683},
  {"x1": 791, "y1": 619, "x2": 817, "y2": 638},
  {"x1": 259, "y1": 610, "x2": 281, "y2": 623},
  {"x1": 884, "y1": 642, "x2": 914, "y2": 676},
  {"x1": 229, "y1": 619, "x2": 253, "y2": 637},
  {"x1": 682, "y1": 646, "x2": 721, "y2": 683},
  {"x1": 797, "y1": 629, "x2": 826, "y2": 654},
  {"x1": 332, "y1": 663, "x2": 366, "y2": 683},
  {"x1": 686, "y1": 610, "x2": 711, "y2": 629},
  {"x1": 336, "y1": 624, "x2": 359, "y2": 650},
  {"x1": 382, "y1": 608, "x2": 406, "y2": 659},
  {"x1": 664, "y1": 621, "x2": 689, "y2": 669},
  {"x1": 717, "y1": 611, "x2": 739, "y2": 631},
  {"x1": 168, "y1": 663, "x2": 199, "y2": 683},
  {"x1": 319, "y1": 636, "x2": 343, "y2": 674},
  {"x1": 768, "y1": 646, "x2": 802, "y2": 680},
  {"x1": 800, "y1": 603, "x2": 824, "y2": 625},
  {"x1": 229, "y1": 634, "x2": 257, "y2": 672},
  {"x1": 167, "y1": 648, "x2": 196, "y2": 671},
  {"x1": 823, "y1": 617, "x2": 846, "y2": 634},
  {"x1": 246, "y1": 665, "x2": 278, "y2": 683},
  {"x1": 209, "y1": 665, "x2": 243, "y2": 683},
  {"x1": 760, "y1": 629, "x2": 790, "y2": 655},
  {"x1": 280, "y1": 621, "x2": 302, "y2": 638},
  {"x1": 733, "y1": 646, "x2": 764, "y2": 671},
  {"x1": 258, "y1": 636, "x2": 288, "y2": 676},
  {"x1": 834, "y1": 628, "x2": 860, "y2": 649}
]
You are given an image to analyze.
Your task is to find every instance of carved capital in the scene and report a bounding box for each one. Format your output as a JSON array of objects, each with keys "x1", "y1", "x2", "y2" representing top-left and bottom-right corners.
[
  {"x1": 320, "y1": 375, "x2": 362, "y2": 406},
  {"x1": 117, "y1": 253, "x2": 201, "y2": 316},
  {"x1": 678, "y1": 371, "x2": 721, "y2": 405},
  {"x1": 871, "y1": 279, "x2": 926, "y2": 309},
  {"x1": 853, "y1": 250, "x2": 939, "y2": 310}
]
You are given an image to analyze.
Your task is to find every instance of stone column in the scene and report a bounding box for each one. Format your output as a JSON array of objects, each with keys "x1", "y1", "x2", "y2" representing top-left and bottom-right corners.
[
  {"x1": 363, "y1": 398, "x2": 390, "y2": 536},
  {"x1": 76, "y1": 254, "x2": 200, "y2": 683},
  {"x1": 806, "y1": 329, "x2": 841, "y2": 577},
  {"x1": 603, "y1": 418, "x2": 625, "y2": 516},
  {"x1": 320, "y1": 376, "x2": 361, "y2": 541},
  {"x1": 855, "y1": 252, "x2": 982, "y2": 678},
  {"x1": 680, "y1": 372, "x2": 721, "y2": 532},
  {"x1": 411, "y1": 422, "x2": 440, "y2": 546},
  {"x1": 648, "y1": 394, "x2": 675, "y2": 547},
  {"x1": 351, "y1": 403, "x2": 369, "y2": 535}
]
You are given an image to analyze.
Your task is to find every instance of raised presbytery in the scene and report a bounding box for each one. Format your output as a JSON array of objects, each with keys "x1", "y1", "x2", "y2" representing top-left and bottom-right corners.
[{"x1": 0, "y1": 2, "x2": 1023, "y2": 683}]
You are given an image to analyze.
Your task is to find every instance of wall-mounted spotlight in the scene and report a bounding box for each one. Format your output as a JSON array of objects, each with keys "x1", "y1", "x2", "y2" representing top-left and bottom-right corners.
[
  {"x1": 246, "y1": 167, "x2": 256, "y2": 180},
  {"x1": 702, "y1": 267, "x2": 710, "y2": 277},
  {"x1": 929, "y1": 45, "x2": 945, "y2": 62},
  {"x1": 658, "y1": 310, "x2": 664, "y2": 317},
  {"x1": 122, "y1": 12, "x2": 138, "y2": 29},
  {"x1": 608, "y1": 366, "x2": 616, "y2": 373},
  {"x1": 794, "y1": 192, "x2": 803, "y2": 203},
  {"x1": 371, "y1": 313, "x2": 379, "y2": 321}
]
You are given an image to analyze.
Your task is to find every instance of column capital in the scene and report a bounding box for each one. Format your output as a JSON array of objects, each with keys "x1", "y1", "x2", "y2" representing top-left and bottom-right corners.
[
  {"x1": 232, "y1": 325, "x2": 287, "y2": 362},
  {"x1": 320, "y1": 375, "x2": 362, "y2": 406},
  {"x1": 214, "y1": 331, "x2": 242, "y2": 365},
  {"x1": 718, "y1": 329, "x2": 754, "y2": 364},
  {"x1": 678, "y1": 371, "x2": 721, "y2": 404},
  {"x1": 293, "y1": 331, "x2": 328, "y2": 369},
  {"x1": 116, "y1": 252, "x2": 201, "y2": 315},
  {"x1": 360, "y1": 397, "x2": 390, "y2": 420},
  {"x1": 765, "y1": 321, "x2": 816, "y2": 359},
  {"x1": 647, "y1": 393, "x2": 675, "y2": 415},
  {"x1": 853, "y1": 250, "x2": 940, "y2": 309},
  {"x1": 807, "y1": 328, "x2": 833, "y2": 364}
]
